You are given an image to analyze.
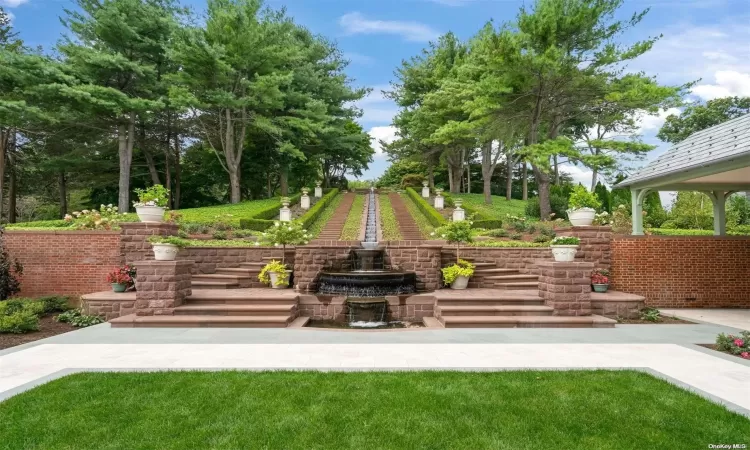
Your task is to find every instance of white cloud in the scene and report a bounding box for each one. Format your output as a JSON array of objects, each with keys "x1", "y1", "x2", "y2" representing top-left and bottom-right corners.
[
  {"x1": 339, "y1": 12, "x2": 440, "y2": 43},
  {"x1": 559, "y1": 163, "x2": 595, "y2": 188},
  {"x1": 691, "y1": 70, "x2": 750, "y2": 100},
  {"x1": 0, "y1": 0, "x2": 27, "y2": 7},
  {"x1": 635, "y1": 107, "x2": 682, "y2": 134},
  {"x1": 353, "y1": 84, "x2": 399, "y2": 126},
  {"x1": 368, "y1": 126, "x2": 398, "y2": 158}
]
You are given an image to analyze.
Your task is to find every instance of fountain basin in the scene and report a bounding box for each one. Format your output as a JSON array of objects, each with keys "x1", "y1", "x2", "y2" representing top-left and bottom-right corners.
[{"x1": 318, "y1": 271, "x2": 417, "y2": 297}]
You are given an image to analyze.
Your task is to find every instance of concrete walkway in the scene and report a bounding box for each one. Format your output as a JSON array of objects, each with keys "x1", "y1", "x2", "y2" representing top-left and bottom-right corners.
[{"x1": 663, "y1": 308, "x2": 750, "y2": 330}]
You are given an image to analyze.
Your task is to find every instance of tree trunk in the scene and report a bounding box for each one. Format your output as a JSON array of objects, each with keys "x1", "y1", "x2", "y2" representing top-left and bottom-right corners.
[
  {"x1": 450, "y1": 167, "x2": 462, "y2": 194},
  {"x1": 553, "y1": 155, "x2": 559, "y2": 185},
  {"x1": 164, "y1": 149, "x2": 172, "y2": 207},
  {"x1": 506, "y1": 159, "x2": 513, "y2": 201},
  {"x1": 481, "y1": 142, "x2": 493, "y2": 204},
  {"x1": 7, "y1": 153, "x2": 15, "y2": 223},
  {"x1": 0, "y1": 130, "x2": 8, "y2": 222},
  {"x1": 448, "y1": 165, "x2": 454, "y2": 193},
  {"x1": 173, "y1": 137, "x2": 181, "y2": 210},
  {"x1": 427, "y1": 158, "x2": 435, "y2": 189},
  {"x1": 533, "y1": 166, "x2": 552, "y2": 220},
  {"x1": 118, "y1": 112, "x2": 136, "y2": 213},
  {"x1": 522, "y1": 161, "x2": 528, "y2": 201},
  {"x1": 591, "y1": 168, "x2": 598, "y2": 191},
  {"x1": 59, "y1": 172, "x2": 67, "y2": 219},
  {"x1": 280, "y1": 166, "x2": 289, "y2": 196},
  {"x1": 143, "y1": 148, "x2": 161, "y2": 186},
  {"x1": 267, "y1": 173, "x2": 273, "y2": 198},
  {"x1": 446, "y1": 151, "x2": 463, "y2": 194},
  {"x1": 229, "y1": 169, "x2": 241, "y2": 203}
]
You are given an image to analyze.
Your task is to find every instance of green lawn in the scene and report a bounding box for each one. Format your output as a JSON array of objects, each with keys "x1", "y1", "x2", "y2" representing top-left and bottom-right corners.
[
  {"x1": 378, "y1": 194, "x2": 401, "y2": 240},
  {"x1": 0, "y1": 371, "x2": 747, "y2": 449},
  {"x1": 453, "y1": 193, "x2": 528, "y2": 219},
  {"x1": 340, "y1": 194, "x2": 365, "y2": 240}
]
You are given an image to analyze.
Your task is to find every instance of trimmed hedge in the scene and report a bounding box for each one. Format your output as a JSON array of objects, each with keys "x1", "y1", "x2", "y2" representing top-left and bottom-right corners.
[
  {"x1": 405, "y1": 188, "x2": 446, "y2": 228},
  {"x1": 471, "y1": 219, "x2": 504, "y2": 229},
  {"x1": 239, "y1": 194, "x2": 303, "y2": 231},
  {"x1": 442, "y1": 193, "x2": 502, "y2": 229},
  {"x1": 299, "y1": 188, "x2": 340, "y2": 230},
  {"x1": 6, "y1": 219, "x2": 70, "y2": 229}
]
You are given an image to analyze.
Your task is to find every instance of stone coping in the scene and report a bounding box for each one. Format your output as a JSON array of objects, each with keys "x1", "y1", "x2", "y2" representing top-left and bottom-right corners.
[
  {"x1": 298, "y1": 294, "x2": 435, "y2": 306},
  {"x1": 591, "y1": 291, "x2": 646, "y2": 303},
  {"x1": 4, "y1": 229, "x2": 119, "y2": 235},
  {"x1": 613, "y1": 234, "x2": 750, "y2": 240},
  {"x1": 82, "y1": 291, "x2": 136, "y2": 301},
  {"x1": 536, "y1": 261, "x2": 595, "y2": 269}
]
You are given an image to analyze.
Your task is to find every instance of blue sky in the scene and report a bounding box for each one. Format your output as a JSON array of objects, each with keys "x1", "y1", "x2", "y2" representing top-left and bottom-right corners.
[{"x1": 6, "y1": 0, "x2": 750, "y2": 187}]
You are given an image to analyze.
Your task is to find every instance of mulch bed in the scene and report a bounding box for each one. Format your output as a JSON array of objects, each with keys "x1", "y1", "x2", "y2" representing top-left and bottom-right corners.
[
  {"x1": 617, "y1": 317, "x2": 694, "y2": 324},
  {"x1": 0, "y1": 315, "x2": 78, "y2": 350},
  {"x1": 696, "y1": 344, "x2": 750, "y2": 361}
]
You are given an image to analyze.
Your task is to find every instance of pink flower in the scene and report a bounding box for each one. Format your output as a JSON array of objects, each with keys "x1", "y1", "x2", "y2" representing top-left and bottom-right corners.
[
  {"x1": 734, "y1": 339, "x2": 745, "y2": 347},
  {"x1": 741, "y1": 352, "x2": 750, "y2": 360}
]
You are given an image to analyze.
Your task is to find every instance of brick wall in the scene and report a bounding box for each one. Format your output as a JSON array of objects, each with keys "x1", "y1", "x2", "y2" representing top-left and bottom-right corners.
[
  {"x1": 557, "y1": 226, "x2": 612, "y2": 270},
  {"x1": 611, "y1": 235, "x2": 750, "y2": 308},
  {"x1": 440, "y1": 247, "x2": 552, "y2": 274},
  {"x1": 4, "y1": 230, "x2": 122, "y2": 297}
]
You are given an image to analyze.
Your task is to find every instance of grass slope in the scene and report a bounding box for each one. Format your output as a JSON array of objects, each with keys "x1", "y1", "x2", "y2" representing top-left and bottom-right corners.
[
  {"x1": 455, "y1": 193, "x2": 527, "y2": 219},
  {"x1": 378, "y1": 194, "x2": 401, "y2": 241},
  {"x1": 402, "y1": 192, "x2": 435, "y2": 237},
  {"x1": 307, "y1": 193, "x2": 343, "y2": 238},
  {"x1": 340, "y1": 194, "x2": 365, "y2": 240},
  {"x1": 0, "y1": 371, "x2": 747, "y2": 449}
]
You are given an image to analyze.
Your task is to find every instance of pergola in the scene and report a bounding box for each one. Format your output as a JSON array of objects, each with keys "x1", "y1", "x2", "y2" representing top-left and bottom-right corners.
[{"x1": 616, "y1": 113, "x2": 750, "y2": 235}]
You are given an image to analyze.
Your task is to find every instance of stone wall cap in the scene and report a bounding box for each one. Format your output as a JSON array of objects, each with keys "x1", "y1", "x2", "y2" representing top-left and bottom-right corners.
[
  {"x1": 120, "y1": 222, "x2": 178, "y2": 228},
  {"x1": 556, "y1": 226, "x2": 612, "y2": 232},
  {"x1": 5, "y1": 229, "x2": 119, "y2": 235},
  {"x1": 536, "y1": 261, "x2": 595, "y2": 268},
  {"x1": 133, "y1": 260, "x2": 195, "y2": 266}
]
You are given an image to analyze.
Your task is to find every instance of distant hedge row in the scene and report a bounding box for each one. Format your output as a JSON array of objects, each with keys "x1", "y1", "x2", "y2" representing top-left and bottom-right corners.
[
  {"x1": 239, "y1": 190, "x2": 338, "y2": 231},
  {"x1": 405, "y1": 188, "x2": 445, "y2": 228}
]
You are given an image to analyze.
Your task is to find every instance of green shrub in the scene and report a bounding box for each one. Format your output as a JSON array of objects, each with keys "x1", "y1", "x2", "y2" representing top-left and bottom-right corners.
[
  {"x1": 0, "y1": 311, "x2": 39, "y2": 333},
  {"x1": 640, "y1": 307, "x2": 661, "y2": 322},
  {"x1": 212, "y1": 230, "x2": 228, "y2": 240},
  {"x1": 231, "y1": 229, "x2": 255, "y2": 239},
  {"x1": 441, "y1": 259, "x2": 474, "y2": 285},
  {"x1": 39, "y1": 296, "x2": 70, "y2": 313},
  {"x1": 147, "y1": 236, "x2": 190, "y2": 247},
  {"x1": 469, "y1": 240, "x2": 549, "y2": 248},
  {"x1": 181, "y1": 223, "x2": 210, "y2": 234},
  {"x1": 55, "y1": 309, "x2": 104, "y2": 327},
  {"x1": 481, "y1": 228, "x2": 508, "y2": 238},
  {"x1": 0, "y1": 299, "x2": 24, "y2": 315},
  {"x1": 525, "y1": 194, "x2": 569, "y2": 219},
  {"x1": 550, "y1": 236, "x2": 580, "y2": 245},
  {"x1": 533, "y1": 235, "x2": 550, "y2": 243},
  {"x1": 405, "y1": 188, "x2": 446, "y2": 228},
  {"x1": 508, "y1": 232, "x2": 522, "y2": 240},
  {"x1": 648, "y1": 228, "x2": 713, "y2": 236},
  {"x1": 568, "y1": 185, "x2": 601, "y2": 210},
  {"x1": 471, "y1": 219, "x2": 503, "y2": 229},
  {"x1": 298, "y1": 189, "x2": 340, "y2": 231},
  {"x1": 401, "y1": 174, "x2": 424, "y2": 189}
]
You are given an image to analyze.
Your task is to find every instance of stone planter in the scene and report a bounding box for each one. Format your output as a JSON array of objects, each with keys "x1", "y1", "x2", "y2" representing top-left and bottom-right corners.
[
  {"x1": 111, "y1": 283, "x2": 127, "y2": 293},
  {"x1": 550, "y1": 245, "x2": 578, "y2": 262},
  {"x1": 592, "y1": 284, "x2": 609, "y2": 293},
  {"x1": 152, "y1": 243, "x2": 179, "y2": 261},
  {"x1": 135, "y1": 205, "x2": 166, "y2": 223},
  {"x1": 450, "y1": 275, "x2": 470, "y2": 290},
  {"x1": 269, "y1": 271, "x2": 291, "y2": 289},
  {"x1": 567, "y1": 207, "x2": 596, "y2": 226}
]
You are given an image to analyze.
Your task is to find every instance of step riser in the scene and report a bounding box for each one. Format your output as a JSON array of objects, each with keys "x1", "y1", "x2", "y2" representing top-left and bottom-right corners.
[
  {"x1": 113, "y1": 322, "x2": 289, "y2": 328},
  {"x1": 186, "y1": 299, "x2": 297, "y2": 305},
  {"x1": 442, "y1": 322, "x2": 603, "y2": 328},
  {"x1": 438, "y1": 310, "x2": 553, "y2": 317},
  {"x1": 437, "y1": 300, "x2": 546, "y2": 307},
  {"x1": 174, "y1": 310, "x2": 291, "y2": 316},
  {"x1": 192, "y1": 284, "x2": 233, "y2": 290},
  {"x1": 467, "y1": 283, "x2": 538, "y2": 290}
]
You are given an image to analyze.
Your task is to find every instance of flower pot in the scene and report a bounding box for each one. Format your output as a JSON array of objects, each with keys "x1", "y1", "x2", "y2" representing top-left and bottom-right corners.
[
  {"x1": 550, "y1": 245, "x2": 578, "y2": 262},
  {"x1": 567, "y1": 207, "x2": 596, "y2": 226},
  {"x1": 592, "y1": 284, "x2": 609, "y2": 293},
  {"x1": 111, "y1": 283, "x2": 128, "y2": 293},
  {"x1": 450, "y1": 275, "x2": 470, "y2": 290},
  {"x1": 269, "y1": 271, "x2": 290, "y2": 289},
  {"x1": 152, "y1": 243, "x2": 179, "y2": 261},
  {"x1": 136, "y1": 205, "x2": 166, "y2": 223}
]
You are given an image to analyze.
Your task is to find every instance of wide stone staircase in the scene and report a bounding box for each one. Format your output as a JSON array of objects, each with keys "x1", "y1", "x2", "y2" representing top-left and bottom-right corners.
[
  {"x1": 440, "y1": 251, "x2": 539, "y2": 290},
  {"x1": 111, "y1": 288, "x2": 298, "y2": 328},
  {"x1": 388, "y1": 192, "x2": 423, "y2": 240},
  {"x1": 192, "y1": 259, "x2": 272, "y2": 289},
  {"x1": 317, "y1": 192, "x2": 356, "y2": 240}
]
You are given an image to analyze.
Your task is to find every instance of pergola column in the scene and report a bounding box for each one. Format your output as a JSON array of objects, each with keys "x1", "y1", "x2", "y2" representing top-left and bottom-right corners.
[
  {"x1": 705, "y1": 191, "x2": 729, "y2": 236},
  {"x1": 630, "y1": 188, "x2": 649, "y2": 235}
]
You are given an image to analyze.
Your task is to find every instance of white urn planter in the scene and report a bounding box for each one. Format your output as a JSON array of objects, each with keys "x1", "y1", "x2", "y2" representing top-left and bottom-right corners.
[
  {"x1": 269, "y1": 271, "x2": 291, "y2": 289},
  {"x1": 567, "y1": 208, "x2": 596, "y2": 226},
  {"x1": 550, "y1": 245, "x2": 578, "y2": 262},
  {"x1": 152, "y1": 243, "x2": 179, "y2": 261},
  {"x1": 136, "y1": 206, "x2": 166, "y2": 223},
  {"x1": 450, "y1": 275, "x2": 470, "y2": 290}
]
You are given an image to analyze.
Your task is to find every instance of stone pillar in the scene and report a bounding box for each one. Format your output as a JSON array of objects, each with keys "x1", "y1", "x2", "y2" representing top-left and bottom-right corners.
[
  {"x1": 279, "y1": 199, "x2": 292, "y2": 222},
  {"x1": 134, "y1": 260, "x2": 193, "y2": 316},
  {"x1": 537, "y1": 261, "x2": 593, "y2": 316},
  {"x1": 314, "y1": 182, "x2": 323, "y2": 198},
  {"x1": 556, "y1": 226, "x2": 612, "y2": 270},
  {"x1": 120, "y1": 222, "x2": 179, "y2": 265},
  {"x1": 300, "y1": 189, "x2": 311, "y2": 210},
  {"x1": 452, "y1": 200, "x2": 465, "y2": 221},
  {"x1": 416, "y1": 245, "x2": 442, "y2": 291},
  {"x1": 434, "y1": 189, "x2": 444, "y2": 210},
  {"x1": 422, "y1": 181, "x2": 430, "y2": 198}
]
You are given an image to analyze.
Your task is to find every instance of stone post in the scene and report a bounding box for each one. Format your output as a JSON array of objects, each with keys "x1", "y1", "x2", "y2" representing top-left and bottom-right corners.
[
  {"x1": 434, "y1": 189, "x2": 444, "y2": 210},
  {"x1": 120, "y1": 222, "x2": 179, "y2": 265},
  {"x1": 452, "y1": 199, "x2": 465, "y2": 221},
  {"x1": 556, "y1": 226, "x2": 612, "y2": 270},
  {"x1": 279, "y1": 198, "x2": 292, "y2": 222},
  {"x1": 134, "y1": 260, "x2": 193, "y2": 316},
  {"x1": 417, "y1": 245, "x2": 442, "y2": 291},
  {"x1": 314, "y1": 181, "x2": 323, "y2": 198},
  {"x1": 537, "y1": 261, "x2": 593, "y2": 316},
  {"x1": 421, "y1": 180, "x2": 430, "y2": 198},
  {"x1": 300, "y1": 188, "x2": 311, "y2": 210}
]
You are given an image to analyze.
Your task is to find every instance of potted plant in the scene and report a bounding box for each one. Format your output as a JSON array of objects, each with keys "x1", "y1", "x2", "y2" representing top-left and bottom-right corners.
[
  {"x1": 549, "y1": 236, "x2": 580, "y2": 262},
  {"x1": 591, "y1": 268, "x2": 610, "y2": 293},
  {"x1": 566, "y1": 185, "x2": 601, "y2": 226},
  {"x1": 147, "y1": 235, "x2": 189, "y2": 261},
  {"x1": 106, "y1": 265, "x2": 135, "y2": 292},
  {"x1": 432, "y1": 218, "x2": 474, "y2": 289},
  {"x1": 133, "y1": 185, "x2": 169, "y2": 223},
  {"x1": 256, "y1": 220, "x2": 311, "y2": 289}
]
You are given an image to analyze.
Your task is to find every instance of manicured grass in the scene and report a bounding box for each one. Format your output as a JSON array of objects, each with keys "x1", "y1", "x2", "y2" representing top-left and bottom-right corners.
[
  {"x1": 340, "y1": 194, "x2": 365, "y2": 240},
  {"x1": 402, "y1": 191, "x2": 435, "y2": 237},
  {"x1": 454, "y1": 193, "x2": 528, "y2": 220},
  {"x1": 0, "y1": 371, "x2": 747, "y2": 449},
  {"x1": 184, "y1": 239, "x2": 258, "y2": 247},
  {"x1": 378, "y1": 194, "x2": 402, "y2": 241},
  {"x1": 307, "y1": 193, "x2": 342, "y2": 238},
  {"x1": 469, "y1": 240, "x2": 550, "y2": 247},
  {"x1": 649, "y1": 228, "x2": 750, "y2": 236}
]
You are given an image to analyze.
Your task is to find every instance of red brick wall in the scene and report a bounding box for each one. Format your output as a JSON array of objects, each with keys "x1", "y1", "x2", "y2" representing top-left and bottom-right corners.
[
  {"x1": 611, "y1": 236, "x2": 750, "y2": 308},
  {"x1": 4, "y1": 230, "x2": 122, "y2": 297}
]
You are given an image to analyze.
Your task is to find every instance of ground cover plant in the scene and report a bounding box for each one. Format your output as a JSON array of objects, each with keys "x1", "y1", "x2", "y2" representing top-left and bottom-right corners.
[
  {"x1": 715, "y1": 330, "x2": 750, "y2": 359},
  {"x1": 453, "y1": 194, "x2": 527, "y2": 220},
  {"x1": 0, "y1": 371, "x2": 747, "y2": 449},
  {"x1": 0, "y1": 296, "x2": 78, "y2": 348},
  {"x1": 307, "y1": 193, "x2": 343, "y2": 238},
  {"x1": 378, "y1": 194, "x2": 402, "y2": 241},
  {"x1": 340, "y1": 194, "x2": 365, "y2": 240}
]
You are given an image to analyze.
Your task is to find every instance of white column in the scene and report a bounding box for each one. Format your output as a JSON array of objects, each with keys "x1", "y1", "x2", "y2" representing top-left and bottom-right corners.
[
  {"x1": 452, "y1": 199, "x2": 465, "y2": 221},
  {"x1": 422, "y1": 181, "x2": 430, "y2": 198},
  {"x1": 314, "y1": 182, "x2": 322, "y2": 198},
  {"x1": 300, "y1": 189, "x2": 310, "y2": 210},
  {"x1": 707, "y1": 191, "x2": 727, "y2": 236},
  {"x1": 631, "y1": 189, "x2": 645, "y2": 235},
  {"x1": 434, "y1": 195, "x2": 444, "y2": 210}
]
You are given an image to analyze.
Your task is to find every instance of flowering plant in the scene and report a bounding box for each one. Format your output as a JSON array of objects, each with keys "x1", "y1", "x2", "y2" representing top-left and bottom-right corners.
[
  {"x1": 591, "y1": 268, "x2": 609, "y2": 285},
  {"x1": 716, "y1": 331, "x2": 750, "y2": 359},
  {"x1": 256, "y1": 220, "x2": 311, "y2": 264},
  {"x1": 593, "y1": 211, "x2": 610, "y2": 225},
  {"x1": 105, "y1": 265, "x2": 136, "y2": 288},
  {"x1": 441, "y1": 259, "x2": 475, "y2": 285},
  {"x1": 550, "y1": 236, "x2": 580, "y2": 246},
  {"x1": 64, "y1": 204, "x2": 121, "y2": 230},
  {"x1": 133, "y1": 184, "x2": 169, "y2": 207},
  {"x1": 431, "y1": 218, "x2": 474, "y2": 262}
]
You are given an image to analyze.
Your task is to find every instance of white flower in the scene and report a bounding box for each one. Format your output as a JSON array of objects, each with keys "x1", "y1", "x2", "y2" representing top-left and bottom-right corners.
[
  {"x1": 287, "y1": 227, "x2": 292, "y2": 231},
  {"x1": 441, "y1": 234, "x2": 446, "y2": 238},
  {"x1": 430, "y1": 232, "x2": 435, "y2": 236},
  {"x1": 82, "y1": 210, "x2": 90, "y2": 214},
  {"x1": 107, "y1": 204, "x2": 113, "y2": 208},
  {"x1": 274, "y1": 222, "x2": 280, "y2": 227},
  {"x1": 274, "y1": 243, "x2": 279, "y2": 247},
  {"x1": 303, "y1": 241, "x2": 308, "y2": 244},
  {"x1": 254, "y1": 242, "x2": 260, "y2": 246}
]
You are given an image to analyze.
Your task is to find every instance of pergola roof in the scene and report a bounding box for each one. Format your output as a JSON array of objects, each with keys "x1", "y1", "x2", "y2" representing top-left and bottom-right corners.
[{"x1": 617, "y1": 113, "x2": 750, "y2": 191}]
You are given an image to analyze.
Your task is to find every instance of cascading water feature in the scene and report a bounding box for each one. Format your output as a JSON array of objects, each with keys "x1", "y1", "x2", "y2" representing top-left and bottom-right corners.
[{"x1": 313, "y1": 188, "x2": 418, "y2": 328}]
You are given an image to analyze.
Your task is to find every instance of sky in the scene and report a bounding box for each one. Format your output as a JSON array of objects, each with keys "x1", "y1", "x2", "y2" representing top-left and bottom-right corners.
[{"x1": 5, "y1": 0, "x2": 750, "y2": 194}]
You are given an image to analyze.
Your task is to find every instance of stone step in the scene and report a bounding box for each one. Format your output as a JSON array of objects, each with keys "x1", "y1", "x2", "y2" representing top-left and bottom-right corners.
[
  {"x1": 472, "y1": 268, "x2": 520, "y2": 275},
  {"x1": 216, "y1": 268, "x2": 258, "y2": 276},
  {"x1": 193, "y1": 273, "x2": 252, "y2": 283},
  {"x1": 186, "y1": 288, "x2": 298, "y2": 305},
  {"x1": 492, "y1": 282, "x2": 539, "y2": 290},
  {"x1": 483, "y1": 274, "x2": 539, "y2": 282},
  {"x1": 440, "y1": 315, "x2": 616, "y2": 328},
  {"x1": 192, "y1": 280, "x2": 239, "y2": 289},
  {"x1": 110, "y1": 314, "x2": 292, "y2": 328},
  {"x1": 174, "y1": 304, "x2": 295, "y2": 316},
  {"x1": 435, "y1": 289, "x2": 545, "y2": 306},
  {"x1": 437, "y1": 305, "x2": 553, "y2": 316},
  {"x1": 239, "y1": 262, "x2": 268, "y2": 269}
]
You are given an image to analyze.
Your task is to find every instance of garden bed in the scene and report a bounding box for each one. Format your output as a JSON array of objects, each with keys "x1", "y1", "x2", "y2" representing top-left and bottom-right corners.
[
  {"x1": 617, "y1": 316, "x2": 694, "y2": 325},
  {"x1": 0, "y1": 370, "x2": 747, "y2": 448},
  {"x1": 0, "y1": 315, "x2": 77, "y2": 350},
  {"x1": 696, "y1": 344, "x2": 750, "y2": 360}
]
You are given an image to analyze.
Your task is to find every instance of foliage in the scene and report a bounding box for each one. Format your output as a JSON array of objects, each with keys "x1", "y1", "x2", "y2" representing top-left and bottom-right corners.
[
  {"x1": 505, "y1": 214, "x2": 527, "y2": 232},
  {"x1": 668, "y1": 192, "x2": 713, "y2": 230},
  {"x1": 106, "y1": 265, "x2": 136, "y2": 287},
  {"x1": 533, "y1": 235, "x2": 550, "y2": 244},
  {"x1": 441, "y1": 259, "x2": 475, "y2": 285},
  {"x1": 65, "y1": 205, "x2": 123, "y2": 230},
  {"x1": 432, "y1": 219, "x2": 474, "y2": 246},
  {"x1": 479, "y1": 228, "x2": 508, "y2": 238},
  {"x1": 402, "y1": 190, "x2": 436, "y2": 237},
  {"x1": 378, "y1": 194, "x2": 402, "y2": 241},
  {"x1": 593, "y1": 211, "x2": 611, "y2": 226},
  {"x1": 470, "y1": 240, "x2": 550, "y2": 248},
  {"x1": 550, "y1": 236, "x2": 580, "y2": 246},
  {"x1": 258, "y1": 260, "x2": 289, "y2": 287},
  {"x1": 55, "y1": 309, "x2": 104, "y2": 327},
  {"x1": 593, "y1": 183, "x2": 611, "y2": 213},
  {"x1": 134, "y1": 185, "x2": 170, "y2": 208},
  {"x1": 38, "y1": 296, "x2": 71, "y2": 314},
  {"x1": 727, "y1": 194, "x2": 750, "y2": 227},
  {"x1": 591, "y1": 269, "x2": 610, "y2": 285},
  {"x1": 340, "y1": 194, "x2": 365, "y2": 240},
  {"x1": 405, "y1": 188, "x2": 445, "y2": 228},
  {"x1": 640, "y1": 307, "x2": 661, "y2": 323},
  {"x1": 400, "y1": 174, "x2": 425, "y2": 189},
  {"x1": 0, "y1": 228, "x2": 22, "y2": 300},
  {"x1": 658, "y1": 97, "x2": 750, "y2": 144},
  {"x1": 508, "y1": 232, "x2": 523, "y2": 241},
  {"x1": 446, "y1": 193, "x2": 527, "y2": 221},
  {"x1": 715, "y1": 330, "x2": 750, "y2": 359},
  {"x1": 568, "y1": 185, "x2": 601, "y2": 210},
  {"x1": 611, "y1": 205, "x2": 632, "y2": 234},
  {"x1": 147, "y1": 236, "x2": 190, "y2": 248},
  {"x1": 297, "y1": 189, "x2": 339, "y2": 231},
  {"x1": 525, "y1": 194, "x2": 568, "y2": 220},
  {"x1": 212, "y1": 231, "x2": 228, "y2": 240},
  {"x1": 258, "y1": 220, "x2": 311, "y2": 264},
  {"x1": 0, "y1": 310, "x2": 39, "y2": 333},
  {"x1": 376, "y1": 160, "x2": 428, "y2": 188},
  {"x1": 307, "y1": 192, "x2": 342, "y2": 239}
]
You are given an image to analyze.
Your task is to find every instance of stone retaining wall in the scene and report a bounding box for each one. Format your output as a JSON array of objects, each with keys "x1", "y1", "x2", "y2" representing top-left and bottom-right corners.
[
  {"x1": 537, "y1": 261, "x2": 593, "y2": 316},
  {"x1": 440, "y1": 247, "x2": 552, "y2": 274},
  {"x1": 297, "y1": 294, "x2": 434, "y2": 321},
  {"x1": 293, "y1": 245, "x2": 358, "y2": 292}
]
